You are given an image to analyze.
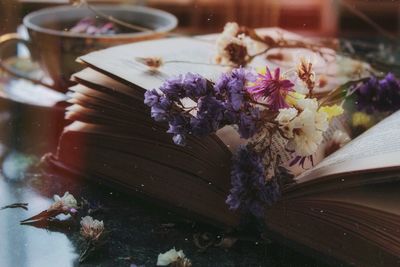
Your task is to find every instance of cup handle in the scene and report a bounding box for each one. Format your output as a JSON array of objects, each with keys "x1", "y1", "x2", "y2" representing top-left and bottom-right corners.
[{"x1": 0, "y1": 33, "x2": 58, "y2": 90}]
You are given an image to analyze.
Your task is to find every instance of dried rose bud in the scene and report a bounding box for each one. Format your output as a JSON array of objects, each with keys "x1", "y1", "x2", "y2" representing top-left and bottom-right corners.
[
  {"x1": 20, "y1": 192, "x2": 78, "y2": 223},
  {"x1": 136, "y1": 57, "x2": 164, "y2": 70},
  {"x1": 297, "y1": 57, "x2": 316, "y2": 92}
]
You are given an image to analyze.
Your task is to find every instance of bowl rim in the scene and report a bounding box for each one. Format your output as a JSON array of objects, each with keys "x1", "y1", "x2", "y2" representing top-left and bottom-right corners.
[{"x1": 23, "y1": 4, "x2": 178, "y2": 39}]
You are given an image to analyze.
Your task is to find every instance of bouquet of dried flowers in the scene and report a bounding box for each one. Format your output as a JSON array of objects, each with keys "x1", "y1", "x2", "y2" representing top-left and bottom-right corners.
[
  {"x1": 144, "y1": 62, "x2": 344, "y2": 218},
  {"x1": 143, "y1": 22, "x2": 400, "y2": 220}
]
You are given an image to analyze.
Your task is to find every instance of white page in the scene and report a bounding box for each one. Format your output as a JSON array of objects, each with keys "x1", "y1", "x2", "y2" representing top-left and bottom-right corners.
[
  {"x1": 79, "y1": 28, "x2": 339, "y2": 90},
  {"x1": 296, "y1": 110, "x2": 400, "y2": 184}
]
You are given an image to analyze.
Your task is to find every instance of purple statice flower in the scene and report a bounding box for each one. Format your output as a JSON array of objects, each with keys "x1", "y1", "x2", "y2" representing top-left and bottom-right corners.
[
  {"x1": 182, "y1": 72, "x2": 209, "y2": 98},
  {"x1": 191, "y1": 96, "x2": 225, "y2": 135},
  {"x1": 158, "y1": 75, "x2": 186, "y2": 100},
  {"x1": 237, "y1": 107, "x2": 260, "y2": 139},
  {"x1": 226, "y1": 146, "x2": 279, "y2": 218},
  {"x1": 149, "y1": 96, "x2": 172, "y2": 122},
  {"x1": 145, "y1": 69, "x2": 261, "y2": 145},
  {"x1": 145, "y1": 73, "x2": 218, "y2": 145},
  {"x1": 159, "y1": 73, "x2": 208, "y2": 100},
  {"x1": 214, "y1": 68, "x2": 261, "y2": 139},
  {"x1": 247, "y1": 67, "x2": 294, "y2": 111},
  {"x1": 355, "y1": 73, "x2": 400, "y2": 113},
  {"x1": 167, "y1": 114, "x2": 191, "y2": 146},
  {"x1": 215, "y1": 68, "x2": 256, "y2": 111}
]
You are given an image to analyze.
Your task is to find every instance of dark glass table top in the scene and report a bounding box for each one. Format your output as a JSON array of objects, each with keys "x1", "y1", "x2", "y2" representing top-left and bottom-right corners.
[
  {"x1": 0, "y1": 152, "x2": 332, "y2": 267},
  {"x1": 0, "y1": 77, "x2": 332, "y2": 267}
]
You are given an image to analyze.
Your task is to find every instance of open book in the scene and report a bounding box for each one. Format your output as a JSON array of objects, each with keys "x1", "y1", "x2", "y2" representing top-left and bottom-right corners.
[{"x1": 46, "y1": 29, "x2": 400, "y2": 266}]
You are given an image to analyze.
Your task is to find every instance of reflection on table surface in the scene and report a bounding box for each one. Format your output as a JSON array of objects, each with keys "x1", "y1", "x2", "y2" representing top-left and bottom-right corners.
[
  {"x1": 0, "y1": 175, "x2": 78, "y2": 267},
  {"x1": 0, "y1": 151, "x2": 332, "y2": 267}
]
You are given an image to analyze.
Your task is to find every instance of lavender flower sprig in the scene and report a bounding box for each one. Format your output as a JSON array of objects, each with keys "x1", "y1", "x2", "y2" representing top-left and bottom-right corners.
[
  {"x1": 354, "y1": 73, "x2": 400, "y2": 113},
  {"x1": 226, "y1": 146, "x2": 280, "y2": 218},
  {"x1": 144, "y1": 68, "x2": 261, "y2": 145}
]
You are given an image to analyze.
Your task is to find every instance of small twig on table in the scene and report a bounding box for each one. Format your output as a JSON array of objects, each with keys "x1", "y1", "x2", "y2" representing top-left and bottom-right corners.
[
  {"x1": 248, "y1": 35, "x2": 337, "y2": 64},
  {"x1": 79, "y1": 240, "x2": 95, "y2": 263},
  {"x1": 1, "y1": 203, "x2": 28, "y2": 211}
]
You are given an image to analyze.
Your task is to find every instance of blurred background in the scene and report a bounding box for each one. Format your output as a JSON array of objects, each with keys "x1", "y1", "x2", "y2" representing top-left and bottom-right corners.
[{"x1": 1, "y1": 0, "x2": 399, "y2": 37}]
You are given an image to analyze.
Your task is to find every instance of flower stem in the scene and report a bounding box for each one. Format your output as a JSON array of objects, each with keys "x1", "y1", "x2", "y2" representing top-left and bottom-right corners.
[
  {"x1": 0, "y1": 203, "x2": 28, "y2": 211},
  {"x1": 164, "y1": 60, "x2": 235, "y2": 68},
  {"x1": 79, "y1": 240, "x2": 94, "y2": 263}
]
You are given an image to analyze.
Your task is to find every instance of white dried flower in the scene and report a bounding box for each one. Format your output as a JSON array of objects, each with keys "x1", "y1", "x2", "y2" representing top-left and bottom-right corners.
[
  {"x1": 215, "y1": 23, "x2": 247, "y2": 66},
  {"x1": 80, "y1": 216, "x2": 105, "y2": 241},
  {"x1": 221, "y1": 22, "x2": 240, "y2": 37},
  {"x1": 70, "y1": 0, "x2": 85, "y2": 6},
  {"x1": 49, "y1": 192, "x2": 78, "y2": 213},
  {"x1": 291, "y1": 110, "x2": 324, "y2": 156},
  {"x1": 136, "y1": 57, "x2": 164, "y2": 70},
  {"x1": 157, "y1": 248, "x2": 189, "y2": 266},
  {"x1": 277, "y1": 98, "x2": 329, "y2": 156},
  {"x1": 276, "y1": 108, "x2": 298, "y2": 138},
  {"x1": 297, "y1": 57, "x2": 316, "y2": 92},
  {"x1": 215, "y1": 22, "x2": 265, "y2": 67}
]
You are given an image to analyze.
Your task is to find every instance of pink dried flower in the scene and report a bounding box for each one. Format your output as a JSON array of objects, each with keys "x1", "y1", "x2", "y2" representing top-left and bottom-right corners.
[{"x1": 247, "y1": 67, "x2": 294, "y2": 111}]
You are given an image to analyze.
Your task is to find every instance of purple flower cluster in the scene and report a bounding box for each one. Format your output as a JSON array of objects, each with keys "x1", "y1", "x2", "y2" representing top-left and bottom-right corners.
[
  {"x1": 214, "y1": 68, "x2": 260, "y2": 139},
  {"x1": 226, "y1": 146, "x2": 280, "y2": 218},
  {"x1": 144, "y1": 73, "x2": 210, "y2": 145},
  {"x1": 144, "y1": 69, "x2": 261, "y2": 145},
  {"x1": 354, "y1": 73, "x2": 400, "y2": 113}
]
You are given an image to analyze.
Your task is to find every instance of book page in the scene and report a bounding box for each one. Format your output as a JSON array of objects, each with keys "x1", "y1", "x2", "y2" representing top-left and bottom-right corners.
[
  {"x1": 80, "y1": 37, "x2": 227, "y2": 91},
  {"x1": 296, "y1": 110, "x2": 400, "y2": 184},
  {"x1": 305, "y1": 182, "x2": 400, "y2": 216},
  {"x1": 79, "y1": 28, "x2": 337, "y2": 92}
]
